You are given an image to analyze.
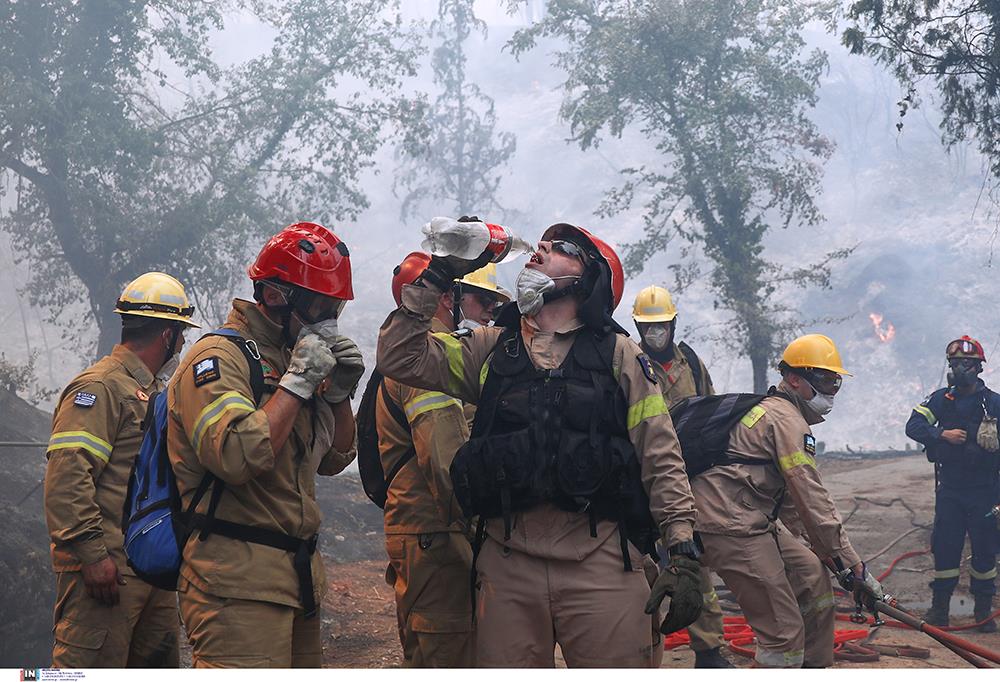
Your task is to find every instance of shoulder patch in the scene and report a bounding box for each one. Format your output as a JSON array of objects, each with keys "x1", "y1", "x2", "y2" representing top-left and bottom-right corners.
[
  {"x1": 259, "y1": 359, "x2": 280, "y2": 381},
  {"x1": 740, "y1": 404, "x2": 766, "y2": 429},
  {"x1": 193, "y1": 357, "x2": 221, "y2": 387},
  {"x1": 73, "y1": 391, "x2": 97, "y2": 408},
  {"x1": 804, "y1": 433, "x2": 817, "y2": 456},
  {"x1": 637, "y1": 354, "x2": 658, "y2": 384}
]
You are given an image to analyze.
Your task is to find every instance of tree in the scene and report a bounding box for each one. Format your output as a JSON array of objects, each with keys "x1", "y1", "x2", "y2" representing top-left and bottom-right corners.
[
  {"x1": 843, "y1": 1, "x2": 1000, "y2": 181},
  {"x1": 509, "y1": 0, "x2": 848, "y2": 391},
  {"x1": 394, "y1": 0, "x2": 515, "y2": 218},
  {"x1": 0, "y1": 0, "x2": 425, "y2": 357}
]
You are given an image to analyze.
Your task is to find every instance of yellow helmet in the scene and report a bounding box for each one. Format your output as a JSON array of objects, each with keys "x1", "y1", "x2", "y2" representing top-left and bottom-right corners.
[
  {"x1": 781, "y1": 334, "x2": 850, "y2": 376},
  {"x1": 457, "y1": 263, "x2": 508, "y2": 302},
  {"x1": 632, "y1": 285, "x2": 677, "y2": 322},
  {"x1": 114, "y1": 272, "x2": 200, "y2": 328}
]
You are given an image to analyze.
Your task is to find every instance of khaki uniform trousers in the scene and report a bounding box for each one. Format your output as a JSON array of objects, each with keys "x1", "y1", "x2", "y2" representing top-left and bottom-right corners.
[
  {"x1": 385, "y1": 532, "x2": 474, "y2": 667},
  {"x1": 51, "y1": 571, "x2": 179, "y2": 668},
  {"x1": 178, "y1": 577, "x2": 321, "y2": 668},
  {"x1": 701, "y1": 525, "x2": 834, "y2": 668},
  {"x1": 687, "y1": 567, "x2": 727, "y2": 652},
  {"x1": 475, "y1": 533, "x2": 660, "y2": 668}
]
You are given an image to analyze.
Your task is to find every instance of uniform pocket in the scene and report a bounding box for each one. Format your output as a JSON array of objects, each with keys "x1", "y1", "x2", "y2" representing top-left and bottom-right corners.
[
  {"x1": 409, "y1": 611, "x2": 472, "y2": 634},
  {"x1": 386, "y1": 535, "x2": 406, "y2": 560},
  {"x1": 52, "y1": 619, "x2": 109, "y2": 667}
]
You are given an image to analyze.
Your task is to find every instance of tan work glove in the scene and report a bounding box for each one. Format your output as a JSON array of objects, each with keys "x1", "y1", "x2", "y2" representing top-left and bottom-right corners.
[
  {"x1": 279, "y1": 332, "x2": 336, "y2": 400},
  {"x1": 322, "y1": 336, "x2": 365, "y2": 404}
]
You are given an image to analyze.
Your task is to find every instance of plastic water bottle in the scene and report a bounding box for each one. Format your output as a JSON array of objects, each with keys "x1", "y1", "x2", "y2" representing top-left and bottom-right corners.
[{"x1": 421, "y1": 217, "x2": 534, "y2": 263}]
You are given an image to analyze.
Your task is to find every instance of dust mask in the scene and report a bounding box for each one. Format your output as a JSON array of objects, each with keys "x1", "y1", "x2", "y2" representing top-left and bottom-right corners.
[
  {"x1": 303, "y1": 318, "x2": 339, "y2": 344},
  {"x1": 643, "y1": 326, "x2": 670, "y2": 351},
  {"x1": 515, "y1": 268, "x2": 578, "y2": 317},
  {"x1": 805, "y1": 381, "x2": 835, "y2": 416}
]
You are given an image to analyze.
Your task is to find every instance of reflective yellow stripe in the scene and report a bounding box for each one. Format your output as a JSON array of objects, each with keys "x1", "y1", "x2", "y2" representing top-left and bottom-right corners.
[
  {"x1": 970, "y1": 566, "x2": 998, "y2": 580},
  {"x1": 47, "y1": 430, "x2": 113, "y2": 463},
  {"x1": 627, "y1": 393, "x2": 668, "y2": 430},
  {"x1": 800, "y1": 591, "x2": 834, "y2": 616},
  {"x1": 480, "y1": 360, "x2": 490, "y2": 388},
  {"x1": 703, "y1": 589, "x2": 719, "y2": 603},
  {"x1": 741, "y1": 404, "x2": 766, "y2": 429},
  {"x1": 755, "y1": 648, "x2": 804, "y2": 668},
  {"x1": 777, "y1": 450, "x2": 815, "y2": 472},
  {"x1": 191, "y1": 391, "x2": 255, "y2": 452},
  {"x1": 914, "y1": 404, "x2": 936, "y2": 424},
  {"x1": 403, "y1": 391, "x2": 460, "y2": 420},
  {"x1": 934, "y1": 568, "x2": 961, "y2": 579},
  {"x1": 433, "y1": 332, "x2": 465, "y2": 396}
]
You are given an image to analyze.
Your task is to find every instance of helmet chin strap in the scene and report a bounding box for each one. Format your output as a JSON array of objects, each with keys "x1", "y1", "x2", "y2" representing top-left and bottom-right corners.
[{"x1": 541, "y1": 275, "x2": 584, "y2": 304}]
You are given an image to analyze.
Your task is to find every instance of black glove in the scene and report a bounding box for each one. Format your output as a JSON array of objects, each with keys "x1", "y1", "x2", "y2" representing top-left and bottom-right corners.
[
  {"x1": 457, "y1": 215, "x2": 482, "y2": 223},
  {"x1": 420, "y1": 252, "x2": 492, "y2": 292},
  {"x1": 644, "y1": 554, "x2": 703, "y2": 634}
]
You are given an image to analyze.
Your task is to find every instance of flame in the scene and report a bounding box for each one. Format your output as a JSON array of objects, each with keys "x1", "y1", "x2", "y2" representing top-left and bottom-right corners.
[{"x1": 869, "y1": 312, "x2": 895, "y2": 343}]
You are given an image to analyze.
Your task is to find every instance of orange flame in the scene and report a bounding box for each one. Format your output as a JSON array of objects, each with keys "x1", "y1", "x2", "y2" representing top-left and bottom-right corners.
[{"x1": 869, "y1": 312, "x2": 895, "y2": 343}]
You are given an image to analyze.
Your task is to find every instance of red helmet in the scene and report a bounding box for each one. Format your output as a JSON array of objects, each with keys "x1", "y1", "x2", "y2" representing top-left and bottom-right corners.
[
  {"x1": 946, "y1": 335, "x2": 986, "y2": 362},
  {"x1": 248, "y1": 222, "x2": 353, "y2": 300},
  {"x1": 391, "y1": 251, "x2": 432, "y2": 306},
  {"x1": 541, "y1": 223, "x2": 624, "y2": 310}
]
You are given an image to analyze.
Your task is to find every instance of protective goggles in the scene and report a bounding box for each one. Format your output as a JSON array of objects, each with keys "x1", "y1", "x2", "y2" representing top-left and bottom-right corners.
[
  {"x1": 470, "y1": 291, "x2": 502, "y2": 312},
  {"x1": 551, "y1": 239, "x2": 589, "y2": 265},
  {"x1": 796, "y1": 368, "x2": 843, "y2": 395},
  {"x1": 949, "y1": 357, "x2": 982, "y2": 372},
  {"x1": 946, "y1": 339, "x2": 982, "y2": 359}
]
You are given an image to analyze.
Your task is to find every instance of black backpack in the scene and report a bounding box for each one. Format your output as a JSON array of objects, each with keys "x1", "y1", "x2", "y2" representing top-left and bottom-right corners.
[
  {"x1": 670, "y1": 392, "x2": 773, "y2": 477},
  {"x1": 355, "y1": 369, "x2": 415, "y2": 508}
]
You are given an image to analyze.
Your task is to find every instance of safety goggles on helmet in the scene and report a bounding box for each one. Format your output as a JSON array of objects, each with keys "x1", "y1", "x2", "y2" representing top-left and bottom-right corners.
[
  {"x1": 795, "y1": 367, "x2": 843, "y2": 395},
  {"x1": 551, "y1": 239, "x2": 588, "y2": 265},
  {"x1": 263, "y1": 280, "x2": 346, "y2": 324}
]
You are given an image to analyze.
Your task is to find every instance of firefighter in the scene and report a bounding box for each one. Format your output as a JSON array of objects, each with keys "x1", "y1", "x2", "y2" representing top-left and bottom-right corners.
[
  {"x1": 905, "y1": 335, "x2": 999, "y2": 632},
  {"x1": 168, "y1": 222, "x2": 363, "y2": 667},
  {"x1": 378, "y1": 254, "x2": 507, "y2": 667},
  {"x1": 690, "y1": 334, "x2": 884, "y2": 668},
  {"x1": 632, "y1": 285, "x2": 729, "y2": 669},
  {"x1": 44, "y1": 272, "x2": 199, "y2": 667},
  {"x1": 377, "y1": 224, "x2": 703, "y2": 668}
]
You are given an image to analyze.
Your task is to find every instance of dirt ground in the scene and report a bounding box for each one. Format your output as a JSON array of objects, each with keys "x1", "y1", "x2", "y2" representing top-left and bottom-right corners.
[{"x1": 317, "y1": 454, "x2": 1000, "y2": 668}]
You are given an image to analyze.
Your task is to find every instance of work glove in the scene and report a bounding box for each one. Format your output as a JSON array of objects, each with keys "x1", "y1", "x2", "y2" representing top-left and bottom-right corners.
[
  {"x1": 322, "y1": 336, "x2": 366, "y2": 404},
  {"x1": 644, "y1": 554, "x2": 703, "y2": 634},
  {"x1": 837, "y1": 563, "x2": 885, "y2": 609},
  {"x1": 279, "y1": 332, "x2": 337, "y2": 400}
]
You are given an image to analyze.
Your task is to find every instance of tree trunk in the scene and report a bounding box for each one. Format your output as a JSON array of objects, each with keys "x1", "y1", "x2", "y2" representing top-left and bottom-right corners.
[
  {"x1": 95, "y1": 304, "x2": 120, "y2": 360},
  {"x1": 749, "y1": 344, "x2": 770, "y2": 394}
]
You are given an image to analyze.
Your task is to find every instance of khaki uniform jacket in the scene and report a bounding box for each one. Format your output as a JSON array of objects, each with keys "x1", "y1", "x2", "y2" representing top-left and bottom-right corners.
[
  {"x1": 380, "y1": 318, "x2": 469, "y2": 534},
  {"x1": 44, "y1": 345, "x2": 157, "y2": 573},
  {"x1": 691, "y1": 381, "x2": 861, "y2": 568},
  {"x1": 650, "y1": 342, "x2": 715, "y2": 408},
  {"x1": 376, "y1": 284, "x2": 696, "y2": 559},
  {"x1": 167, "y1": 299, "x2": 357, "y2": 608}
]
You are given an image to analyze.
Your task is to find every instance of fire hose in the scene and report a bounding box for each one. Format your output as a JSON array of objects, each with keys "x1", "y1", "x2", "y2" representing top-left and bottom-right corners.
[{"x1": 663, "y1": 547, "x2": 1000, "y2": 666}]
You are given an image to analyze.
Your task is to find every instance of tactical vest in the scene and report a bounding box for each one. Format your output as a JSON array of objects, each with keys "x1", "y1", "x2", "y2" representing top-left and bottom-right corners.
[
  {"x1": 928, "y1": 388, "x2": 1000, "y2": 488},
  {"x1": 449, "y1": 323, "x2": 658, "y2": 569}
]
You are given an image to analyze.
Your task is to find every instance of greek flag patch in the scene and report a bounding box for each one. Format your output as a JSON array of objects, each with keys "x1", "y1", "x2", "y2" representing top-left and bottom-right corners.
[
  {"x1": 193, "y1": 357, "x2": 221, "y2": 387},
  {"x1": 804, "y1": 433, "x2": 817, "y2": 456},
  {"x1": 73, "y1": 392, "x2": 97, "y2": 407}
]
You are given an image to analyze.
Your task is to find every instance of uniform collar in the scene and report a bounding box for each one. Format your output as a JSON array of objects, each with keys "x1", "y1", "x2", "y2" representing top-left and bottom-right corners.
[
  {"x1": 430, "y1": 318, "x2": 452, "y2": 334},
  {"x1": 111, "y1": 344, "x2": 155, "y2": 388},
  {"x1": 775, "y1": 379, "x2": 825, "y2": 426},
  {"x1": 229, "y1": 298, "x2": 285, "y2": 349}
]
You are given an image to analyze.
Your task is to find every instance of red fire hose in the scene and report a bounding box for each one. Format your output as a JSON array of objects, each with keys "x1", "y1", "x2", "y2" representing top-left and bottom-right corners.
[{"x1": 663, "y1": 547, "x2": 1000, "y2": 666}]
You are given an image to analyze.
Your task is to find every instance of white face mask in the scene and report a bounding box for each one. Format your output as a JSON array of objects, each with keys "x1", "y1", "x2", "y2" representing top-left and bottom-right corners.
[
  {"x1": 515, "y1": 268, "x2": 578, "y2": 317},
  {"x1": 303, "y1": 318, "x2": 339, "y2": 343},
  {"x1": 515, "y1": 267, "x2": 556, "y2": 316},
  {"x1": 642, "y1": 326, "x2": 670, "y2": 351},
  {"x1": 804, "y1": 381, "x2": 836, "y2": 416},
  {"x1": 155, "y1": 353, "x2": 180, "y2": 383}
]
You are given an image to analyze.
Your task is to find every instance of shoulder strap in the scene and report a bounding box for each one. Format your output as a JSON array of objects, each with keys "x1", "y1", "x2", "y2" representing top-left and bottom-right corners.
[
  {"x1": 379, "y1": 379, "x2": 410, "y2": 433},
  {"x1": 678, "y1": 341, "x2": 705, "y2": 396},
  {"x1": 206, "y1": 328, "x2": 265, "y2": 405}
]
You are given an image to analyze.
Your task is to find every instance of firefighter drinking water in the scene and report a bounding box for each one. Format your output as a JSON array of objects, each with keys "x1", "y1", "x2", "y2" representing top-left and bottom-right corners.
[{"x1": 376, "y1": 220, "x2": 702, "y2": 667}]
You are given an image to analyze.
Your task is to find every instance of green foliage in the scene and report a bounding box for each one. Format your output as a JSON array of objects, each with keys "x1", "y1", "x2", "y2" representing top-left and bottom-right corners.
[
  {"x1": 0, "y1": 0, "x2": 426, "y2": 356},
  {"x1": 844, "y1": 1, "x2": 1000, "y2": 177},
  {"x1": 510, "y1": 0, "x2": 845, "y2": 390},
  {"x1": 0, "y1": 352, "x2": 56, "y2": 405},
  {"x1": 394, "y1": 0, "x2": 515, "y2": 218}
]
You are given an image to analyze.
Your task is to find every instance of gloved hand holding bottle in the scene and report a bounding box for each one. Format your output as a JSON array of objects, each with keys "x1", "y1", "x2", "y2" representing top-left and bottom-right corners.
[{"x1": 417, "y1": 216, "x2": 533, "y2": 291}]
